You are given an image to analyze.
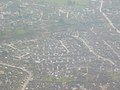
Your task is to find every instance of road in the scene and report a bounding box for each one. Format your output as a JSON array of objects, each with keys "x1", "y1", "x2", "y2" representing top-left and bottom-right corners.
[
  {"x1": 100, "y1": 0, "x2": 120, "y2": 34},
  {"x1": 0, "y1": 62, "x2": 33, "y2": 90}
]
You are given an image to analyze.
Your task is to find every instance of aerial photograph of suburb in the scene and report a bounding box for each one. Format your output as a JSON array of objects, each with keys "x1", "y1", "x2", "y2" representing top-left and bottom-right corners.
[{"x1": 0, "y1": 0, "x2": 120, "y2": 90}]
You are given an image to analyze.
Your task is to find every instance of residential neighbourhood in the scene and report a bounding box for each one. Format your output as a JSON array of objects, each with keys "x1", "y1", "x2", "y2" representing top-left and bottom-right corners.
[{"x1": 0, "y1": 0, "x2": 120, "y2": 90}]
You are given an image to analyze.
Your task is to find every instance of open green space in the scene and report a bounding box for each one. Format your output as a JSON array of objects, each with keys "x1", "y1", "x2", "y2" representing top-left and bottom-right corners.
[{"x1": 47, "y1": 0, "x2": 90, "y2": 7}]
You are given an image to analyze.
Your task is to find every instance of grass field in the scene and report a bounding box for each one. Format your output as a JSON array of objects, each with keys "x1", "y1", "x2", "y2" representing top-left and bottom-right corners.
[
  {"x1": 48, "y1": 0, "x2": 68, "y2": 4},
  {"x1": 47, "y1": 0, "x2": 90, "y2": 6},
  {"x1": 47, "y1": 0, "x2": 90, "y2": 9}
]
